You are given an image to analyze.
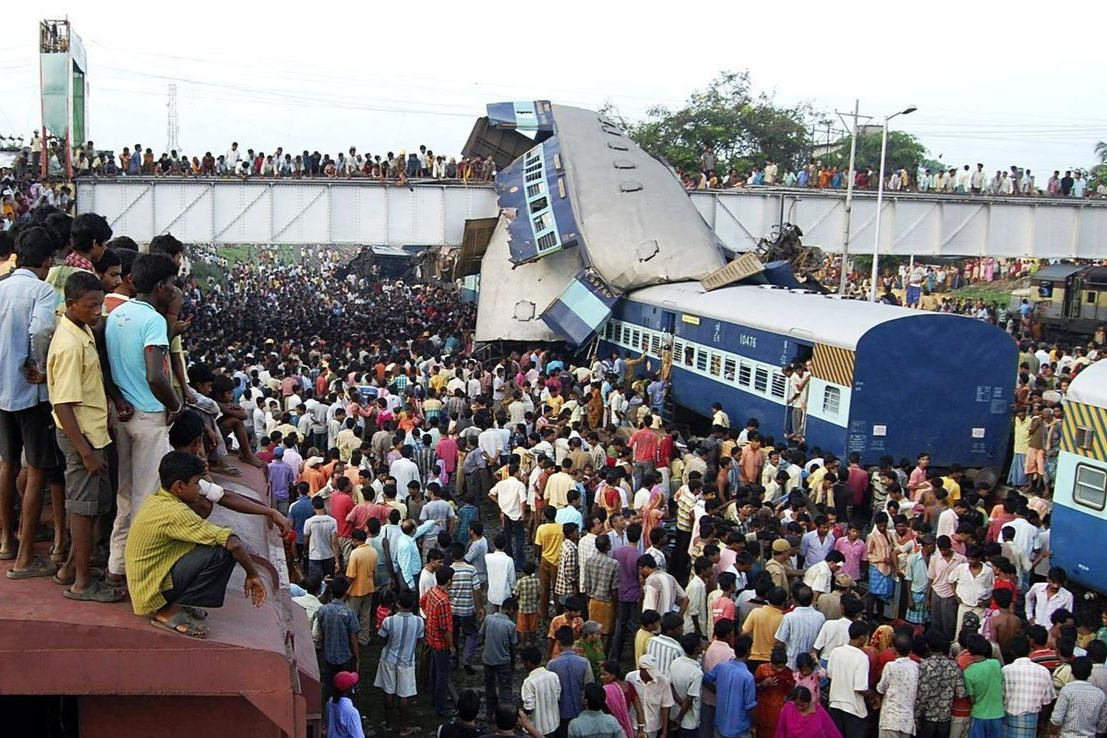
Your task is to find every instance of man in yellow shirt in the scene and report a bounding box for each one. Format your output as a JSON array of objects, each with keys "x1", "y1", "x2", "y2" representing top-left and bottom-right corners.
[
  {"x1": 125, "y1": 451, "x2": 267, "y2": 638},
  {"x1": 344, "y1": 527, "x2": 378, "y2": 645},
  {"x1": 741, "y1": 586, "x2": 787, "y2": 666},
  {"x1": 533, "y1": 507, "x2": 564, "y2": 620},
  {"x1": 47, "y1": 272, "x2": 123, "y2": 602}
]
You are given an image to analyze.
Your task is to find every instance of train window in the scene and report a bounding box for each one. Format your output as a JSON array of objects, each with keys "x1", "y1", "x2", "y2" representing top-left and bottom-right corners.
[
  {"x1": 631, "y1": 329, "x2": 641, "y2": 347},
  {"x1": 622, "y1": 326, "x2": 631, "y2": 345},
  {"x1": 604, "y1": 321, "x2": 614, "y2": 340},
  {"x1": 639, "y1": 331, "x2": 650, "y2": 351},
  {"x1": 723, "y1": 357, "x2": 736, "y2": 382},
  {"x1": 710, "y1": 353, "x2": 722, "y2": 376},
  {"x1": 651, "y1": 334, "x2": 662, "y2": 356},
  {"x1": 696, "y1": 349, "x2": 708, "y2": 372},
  {"x1": 823, "y1": 386, "x2": 841, "y2": 415},
  {"x1": 1074, "y1": 464, "x2": 1107, "y2": 511},
  {"x1": 684, "y1": 345, "x2": 695, "y2": 367},
  {"x1": 738, "y1": 362, "x2": 752, "y2": 387},
  {"x1": 1076, "y1": 426, "x2": 1096, "y2": 450},
  {"x1": 673, "y1": 340, "x2": 684, "y2": 361},
  {"x1": 1089, "y1": 292, "x2": 1097, "y2": 304},
  {"x1": 771, "y1": 373, "x2": 787, "y2": 399},
  {"x1": 754, "y1": 367, "x2": 768, "y2": 393}
]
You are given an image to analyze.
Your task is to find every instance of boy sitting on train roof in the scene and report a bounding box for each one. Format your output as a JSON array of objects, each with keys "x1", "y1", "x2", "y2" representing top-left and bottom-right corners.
[{"x1": 124, "y1": 451, "x2": 267, "y2": 638}]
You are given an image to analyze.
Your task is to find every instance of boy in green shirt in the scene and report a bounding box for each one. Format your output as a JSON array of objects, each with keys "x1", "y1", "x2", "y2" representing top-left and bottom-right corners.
[{"x1": 962, "y1": 633, "x2": 1005, "y2": 738}]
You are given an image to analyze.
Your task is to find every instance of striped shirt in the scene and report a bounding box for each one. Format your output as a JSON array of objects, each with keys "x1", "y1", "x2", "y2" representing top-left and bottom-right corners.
[
  {"x1": 582, "y1": 553, "x2": 620, "y2": 602},
  {"x1": 774, "y1": 606, "x2": 826, "y2": 669},
  {"x1": 645, "y1": 634, "x2": 684, "y2": 678},
  {"x1": 377, "y1": 611, "x2": 424, "y2": 667},
  {"x1": 555, "y1": 540, "x2": 580, "y2": 598},
  {"x1": 124, "y1": 488, "x2": 233, "y2": 614},
  {"x1": 413, "y1": 444, "x2": 437, "y2": 482},
  {"x1": 448, "y1": 561, "x2": 479, "y2": 617},
  {"x1": 675, "y1": 486, "x2": 697, "y2": 532},
  {"x1": 522, "y1": 667, "x2": 563, "y2": 736}
]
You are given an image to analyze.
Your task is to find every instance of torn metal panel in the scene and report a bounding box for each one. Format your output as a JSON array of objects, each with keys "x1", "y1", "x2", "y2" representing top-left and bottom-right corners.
[
  {"x1": 474, "y1": 215, "x2": 581, "y2": 343},
  {"x1": 549, "y1": 104, "x2": 726, "y2": 291},
  {"x1": 540, "y1": 269, "x2": 620, "y2": 347},
  {"x1": 496, "y1": 138, "x2": 579, "y2": 265},
  {"x1": 461, "y1": 117, "x2": 537, "y2": 170},
  {"x1": 456, "y1": 217, "x2": 500, "y2": 277}
]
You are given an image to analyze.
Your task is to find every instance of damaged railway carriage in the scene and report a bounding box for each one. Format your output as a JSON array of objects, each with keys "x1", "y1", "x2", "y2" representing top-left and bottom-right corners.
[
  {"x1": 1050, "y1": 359, "x2": 1107, "y2": 592},
  {"x1": 599, "y1": 281, "x2": 1017, "y2": 469}
]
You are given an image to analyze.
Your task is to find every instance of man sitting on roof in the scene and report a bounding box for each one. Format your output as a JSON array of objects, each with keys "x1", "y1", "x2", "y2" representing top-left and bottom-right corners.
[{"x1": 125, "y1": 451, "x2": 267, "y2": 638}]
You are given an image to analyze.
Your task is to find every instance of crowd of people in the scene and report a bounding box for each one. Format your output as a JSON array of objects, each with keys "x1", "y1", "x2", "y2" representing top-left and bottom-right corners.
[
  {"x1": 684, "y1": 148, "x2": 1107, "y2": 199},
  {"x1": 3, "y1": 201, "x2": 1107, "y2": 738},
  {"x1": 5, "y1": 133, "x2": 497, "y2": 184}
]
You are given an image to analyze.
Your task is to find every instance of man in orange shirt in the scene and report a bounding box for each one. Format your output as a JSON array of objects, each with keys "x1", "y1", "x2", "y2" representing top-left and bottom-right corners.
[
  {"x1": 300, "y1": 456, "x2": 328, "y2": 496},
  {"x1": 739, "y1": 433, "x2": 765, "y2": 485}
]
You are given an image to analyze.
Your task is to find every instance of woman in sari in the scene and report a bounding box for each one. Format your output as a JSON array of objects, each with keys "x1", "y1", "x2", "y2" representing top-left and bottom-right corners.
[
  {"x1": 637, "y1": 475, "x2": 666, "y2": 546},
  {"x1": 587, "y1": 388, "x2": 604, "y2": 430},
  {"x1": 890, "y1": 514, "x2": 918, "y2": 620},
  {"x1": 866, "y1": 512, "x2": 896, "y2": 619},
  {"x1": 600, "y1": 660, "x2": 643, "y2": 738},
  {"x1": 754, "y1": 648, "x2": 795, "y2": 738},
  {"x1": 773, "y1": 687, "x2": 840, "y2": 738}
]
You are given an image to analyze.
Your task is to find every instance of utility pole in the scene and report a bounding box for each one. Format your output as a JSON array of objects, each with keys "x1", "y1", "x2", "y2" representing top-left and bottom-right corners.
[
  {"x1": 835, "y1": 100, "x2": 872, "y2": 295},
  {"x1": 167, "y1": 83, "x2": 179, "y2": 153}
]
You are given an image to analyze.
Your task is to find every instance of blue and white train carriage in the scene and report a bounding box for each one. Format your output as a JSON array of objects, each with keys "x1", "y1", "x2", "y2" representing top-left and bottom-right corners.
[
  {"x1": 1050, "y1": 359, "x2": 1107, "y2": 592},
  {"x1": 597, "y1": 281, "x2": 1017, "y2": 468}
]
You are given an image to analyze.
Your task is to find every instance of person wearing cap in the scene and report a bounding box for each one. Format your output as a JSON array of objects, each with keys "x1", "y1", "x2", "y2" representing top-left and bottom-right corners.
[
  {"x1": 326, "y1": 670, "x2": 365, "y2": 738},
  {"x1": 266, "y1": 445, "x2": 295, "y2": 515},
  {"x1": 764, "y1": 539, "x2": 793, "y2": 591}
]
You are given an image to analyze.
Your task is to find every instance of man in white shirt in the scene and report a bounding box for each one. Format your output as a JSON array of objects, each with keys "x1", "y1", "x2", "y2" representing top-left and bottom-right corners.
[
  {"x1": 1025, "y1": 567, "x2": 1075, "y2": 626},
  {"x1": 488, "y1": 465, "x2": 528, "y2": 570},
  {"x1": 813, "y1": 595, "x2": 864, "y2": 666},
  {"x1": 803, "y1": 551, "x2": 843, "y2": 599},
  {"x1": 389, "y1": 447, "x2": 421, "y2": 500},
  {"x1": 826, "y1": 620, "x2": 872, "y2": 736},
  {"x1": 521, "y1": 648, "x2": 561, "y2": 737},
  {"x1": 668, "y1": 635, "x2": 703, "y2": 734},
  {"x1": 484, "y1": 533, "x2": 517, "y2": 614},
  {"x1": 948, "y1": 547, "x2": 995, "y2": 633}
]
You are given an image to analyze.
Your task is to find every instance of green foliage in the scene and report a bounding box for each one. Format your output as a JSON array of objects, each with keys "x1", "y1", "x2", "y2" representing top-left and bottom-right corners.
[
  {"x1": 1091, "y1": 141, "x2": 1107, "y2": 191},
  {"x1": 613, "y1": 70, "x2": 815, "y2": 175},
  {"x1": 822, "y1": 131, "x2": 930, "y2": 173}
]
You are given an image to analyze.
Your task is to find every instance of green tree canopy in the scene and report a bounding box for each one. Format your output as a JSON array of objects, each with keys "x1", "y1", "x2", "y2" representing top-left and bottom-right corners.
[
  {"x1": 611, "y1": 70, "x2": 815, "y2": 175},
  {"x1": 821, "y1": 130, "x2": 934, "y2": 173}
]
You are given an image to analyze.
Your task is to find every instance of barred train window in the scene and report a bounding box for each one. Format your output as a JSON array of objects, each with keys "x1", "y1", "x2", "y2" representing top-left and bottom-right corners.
[
  {"x1": 723, "y1": 358, "x2": 736, "y2": 382},
  {"x1": 622, "y1": 326, "x2": 631, "y2": 345},
  {"x1": 710, "y1": 353, "x2": 722, "y2": 376},
  {"x1": 738, "y1": 362, "x2": 752, "y2": 387},
  {"x1": 696, "y1": 349, "x2": 708, "y2": 372},
  {"x1": 651, "y1": 334, "x2": 662, "y2": 356},
  {"x1": 632, "y1": 329, "x2": 641, "y2": 347},
  {"x1": 640, "y1": 331, "x2": 650, "y2": 351},
  {"x1": 771, "y1": 373, "x2": 787, "y2": 399},
  {"x1": 684, "y1": 345, "x2": 695, "y2": 367},
  {"x1": 754, "y1": 368, "x2": 768, "y2": 393},
  {"x1": 1074, "y1": 465, "x2": 1107, "y2": 511},
  {"x1": 823, "y1": 386, "x2": 841, "y2": 415}
]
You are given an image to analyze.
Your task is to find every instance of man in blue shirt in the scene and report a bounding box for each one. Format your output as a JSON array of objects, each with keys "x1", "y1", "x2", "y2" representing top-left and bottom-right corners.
[
  {"x1": 702, "y1": 635, "x2": 758, "y2": 738},
  {"x1": 104, "y1": 253, "x2": 182, "y2": 584},
  {"x1": 288, "y1": 483, "x2": 314, "y2": 563},
  {"x1": 0, "y1": 227, "x2": 62, "y2": 578},
  {"x1": 267, "y1": 447, "x2": 295, "y2": 516},
  {"x1": 548, "y1": 625, "x2": 595, "y2": 735}
]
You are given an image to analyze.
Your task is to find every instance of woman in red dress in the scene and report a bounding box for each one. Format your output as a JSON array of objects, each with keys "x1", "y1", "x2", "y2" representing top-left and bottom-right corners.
[{"x1": 754, "y1": 647, "x2": 795, "y2": 738}]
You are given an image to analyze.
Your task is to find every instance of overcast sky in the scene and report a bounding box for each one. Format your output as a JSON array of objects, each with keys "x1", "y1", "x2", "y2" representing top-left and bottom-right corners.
[{"x1": 2, "y1": 1, "x2": 1105, "y2": 177}]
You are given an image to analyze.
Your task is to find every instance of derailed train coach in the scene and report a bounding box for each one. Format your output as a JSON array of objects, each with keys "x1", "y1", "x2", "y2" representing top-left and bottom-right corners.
[
  {"x1": 1050, "y1": 360, "x2": 1107, "y2": 593},
  {"x1": 598, "y1": 281, "x2": 1018, "y2": 469}
]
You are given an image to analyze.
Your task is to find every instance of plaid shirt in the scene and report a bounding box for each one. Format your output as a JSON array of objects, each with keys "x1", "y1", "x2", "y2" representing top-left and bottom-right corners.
[
  {"x1": 1002, "y1": 657, "x2": 1056, "y2": 716},
  {"x1": 420, "y1": 585, "x2": 453, "y2": 650},
  {"x1": 1052, "y1": 680, "x2": 1107, "y2": 737},
  {"x1": 675, "y1": 486, "x2": 697, "y2": 533},
  {"x1": 64, "y1": 250, "x2": 96, "y2": 272},
  {"x1": 514, "y1": 574, "x2": 540, "y2": 614},
  {"x1": 555, "y1": 540, "x2": 579, "y2": 598},
  {"x1": 390, "y1": 374, "x2": 410, "y2": 394},
  {"x1": 315, "y1": 601, "x2": 359, "y2": 666},
  {"x1": 582, "y1": 552, "x2": 620, "y2": 602}
]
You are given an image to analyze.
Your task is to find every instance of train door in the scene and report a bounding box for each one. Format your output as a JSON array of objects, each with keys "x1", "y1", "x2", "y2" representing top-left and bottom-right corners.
[
  {"x1": 660, "y1": 311, "x2": 676, "y2": 335},
  {"x1": 1066, "y1": 276, "x2": 1084, "y2": 320}
]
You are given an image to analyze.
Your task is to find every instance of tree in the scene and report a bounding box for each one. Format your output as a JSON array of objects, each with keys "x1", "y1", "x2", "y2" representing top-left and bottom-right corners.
[
  {"x1": 611, "y1": 70, "x2": 815, "y2": 175},
  {"x1": 1091, "y1": 141, "x2": 1107, "y2": 192},
  {"x1": 822, "y1": 130, "x2": 932, "y2": 173}
]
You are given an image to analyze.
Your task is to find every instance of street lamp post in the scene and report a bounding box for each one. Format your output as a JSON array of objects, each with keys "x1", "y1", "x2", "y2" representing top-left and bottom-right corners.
[{"x1": 868, "y1": 105, "x2": 917, "y2": 302}]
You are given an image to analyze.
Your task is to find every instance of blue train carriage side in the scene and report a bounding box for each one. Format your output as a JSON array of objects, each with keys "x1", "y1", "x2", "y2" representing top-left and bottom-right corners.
[
  {"x1": 1050, "y1": 359, "x2": 1107, "y2": 592},
  {"x1": 598, "y1": 281, "x2": 1016, "y2": 469}
]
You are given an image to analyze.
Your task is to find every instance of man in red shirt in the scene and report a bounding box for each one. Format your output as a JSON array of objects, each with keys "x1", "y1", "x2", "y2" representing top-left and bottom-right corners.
[
  {"x1": 421, "y1": 567, "x2": 455, "y2": 717},
  {"x1": 629, "y1": 418, "x2": 658, "y2": 492},
  {"x1": 845, "y1": 453, "x2": 870, "y2": 511},
  {"x1": 328, "y1": 477, "x2": 357, "y2": 565}
]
